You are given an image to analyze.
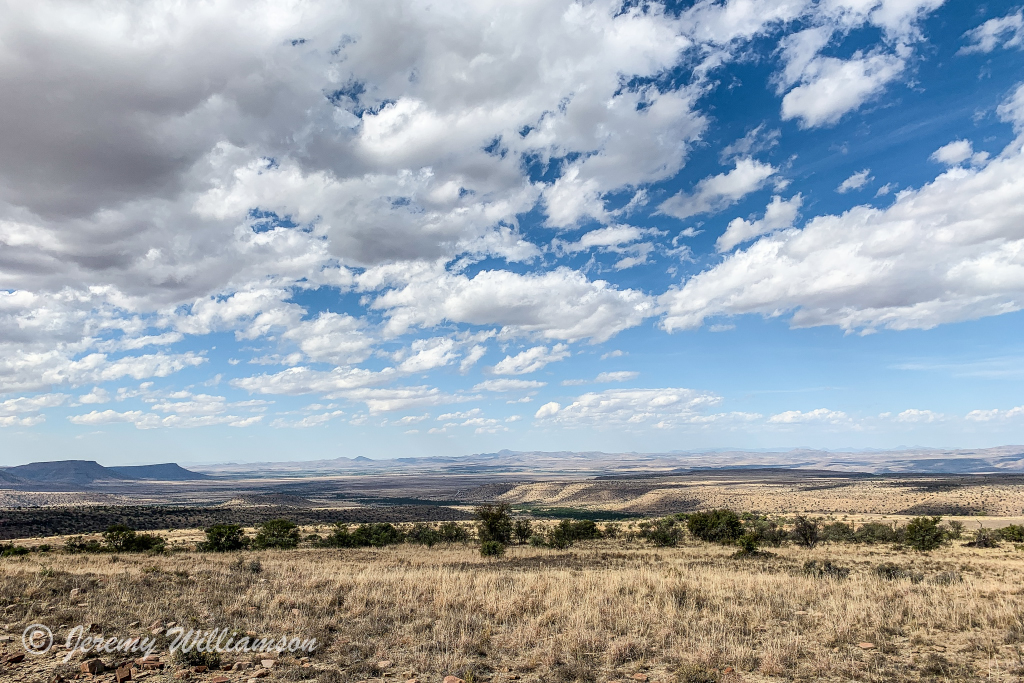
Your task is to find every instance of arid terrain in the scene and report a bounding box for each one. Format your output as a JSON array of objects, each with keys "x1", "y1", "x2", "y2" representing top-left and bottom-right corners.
[
  {"x1": 1, "y1": 463, "x2": 1024, "y2": 682},
  {"x1": 2, "y1": 531, "x2": 1024, "y2": 683}
]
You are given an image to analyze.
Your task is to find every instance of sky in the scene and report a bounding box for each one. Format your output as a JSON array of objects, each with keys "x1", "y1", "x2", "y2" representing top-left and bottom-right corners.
[{"x1": 2, "y1": 0, "x2": 1024, "y2": 466}]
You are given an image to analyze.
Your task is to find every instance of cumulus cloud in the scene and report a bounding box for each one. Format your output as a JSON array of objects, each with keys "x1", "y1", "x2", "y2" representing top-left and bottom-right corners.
[
  {"x1": 959, "y1": 10, "x2": 1023, "y2": 54},
  {"x1": 893, "y1": 408, "x2": 942, "y2": 422},
  {"x1": 68, "y1": 409, "x2": 262, "y2": 429},
  {"x1": 365, "y1": 263, "x2": 655, "y2": 343},
  {"x1": 533, "y1": 387, "x2": 723, "y2": 428},
  {"x1": 660, "y1": 92, "x2": 1024, "y2": 334},
  {"x1": 491, "y1": 344, "x2": 570, "y2": 375},
  {"x1": 965, "y1": 405, "x2": 1024, "y2": 421},
  {"x1": 837, "y1": 169, "x2": 873, "y2": 193},
  {"x1": 595, "y1": 371, "x2": 639, "y2": 382},
  {"x1": 716, "y1": 194, "x2": 803, "y2": 252},
  {"x1": 768, "y1": 408, "x2": 848, "y2": 424},
  {"x1": 781, "y1": 50, "x2": 906, "y2": 128},
  {"x1": 658, "y1": 159, "x2": 777, "y2": 220}
]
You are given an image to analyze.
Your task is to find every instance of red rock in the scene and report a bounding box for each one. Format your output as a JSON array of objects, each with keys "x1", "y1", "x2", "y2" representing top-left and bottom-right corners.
[
  {"x1": 6, "y1": 653, "x2": 26, "y2": 663},
  {"x1": 192, "y1": 665, "x2": 208, "y2": 673},
  {"x1": 261, "y1": 659, "x2": 276, "y2": 669},
  {"x1": 211, "y1": 677, "x2": 230, "y2": 683},
  {"x1": 723, "y1": 667, "x2": 735, "y2": 674},
  {"x1": 116, "y1": 667, "x2": 132, "y2": 682},
  {"x1": 377, "y1": 660, "x2": 393, "y2": 669},
  {"x1": 82, "y1": 659, "x2": 106, "y2": 675},
  {"x1": 251, "y1": 670, "x2": 270, "y2": 679},
  {"x1": 173, "y1": 671, "x2": 191, "y2": 680},
  {"x1": 443, "y1": 677, "x2": 466, "y2": 683},
  {"x1": 858, "y1": 642, "x2": 875, "y2": 650},
  {"x1": 633, "y1": 675, "x2": 649, "y2": 681}
]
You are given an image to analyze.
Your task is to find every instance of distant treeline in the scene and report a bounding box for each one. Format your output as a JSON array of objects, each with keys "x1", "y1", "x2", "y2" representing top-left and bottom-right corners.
[{"x1": 0, "y1": 504, "x2": 473, "y2": 540}]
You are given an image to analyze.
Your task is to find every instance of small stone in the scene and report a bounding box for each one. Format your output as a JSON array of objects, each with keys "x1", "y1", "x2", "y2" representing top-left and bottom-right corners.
[
  {"x1": 858, "y1": 642, "x2": 875, "y2": 650},
  {"x1": 6, "y1": 652, "x2": 25, "y2": 663},
  {"x1": 173, "y1": 671, "x2": 191, "y2": 680},
  {"x1": 443, "y1": 677, "x2": 466, "y2": 683},
  {"x1": 148, "y1": 620, "x2": 162, "y2": 629},
  {"x1": 377, "y1": 660, "x2": 393, "y2": 670},
  {"x1": 251, "y1": 670, "x2": 270, "y2": 678},
  {"x1": 150, "y1": 627, "x2": 165, "y2": 636},
  {"x1": 261, "y1": 659, "x2": 276, "y2": 669},
  {"x1": 232, "y1": 662, "x2": 253, "y2": 671},
  {"x1": 192, "y1": 665, "x2": 207, "y2": 673},
  {"x1": 221, "y1": 664, "x2": 233, "y2": 671},
  {"x1": 116, "y1": 667, "x2": 132, "y2": 682},
  {"x1": 82, "y1": 659, "x2": 106, "y2": 675},
  {"x1": 406, "y1": 679, "x2": 420, "y2": 683},
  {"x1": 211, "y1": 677, "x2": 230, "y2": 683},
  {"x1": 128, "y1": 621, "x2": 141, "y2": 628},
  {"x1": 291, "y1": 608, "x2": 300, "y2": 616},
  {"x1": 70, "y1": 588, "x2": 83, "y2": 599},
  {"x1": 723, "y1": 667, "x2": 735, "y2": 674},
  {"x1": 633, "y1": 675, "x2": 649, "y2": 682}
]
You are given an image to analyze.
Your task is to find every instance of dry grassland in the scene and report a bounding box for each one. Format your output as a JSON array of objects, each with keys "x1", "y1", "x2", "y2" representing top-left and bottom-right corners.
[{"x1": 2, "y1": 536, "x2": 1024, "y2": 683}]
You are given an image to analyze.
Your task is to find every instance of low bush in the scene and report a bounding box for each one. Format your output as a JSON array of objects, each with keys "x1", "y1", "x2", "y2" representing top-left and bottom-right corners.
[
  {"x1": 999, "y1": 524, "x2": 1024, "y2": 542},
  {"x1": 903, "y1": 516, "x2": 946, "y2": 552},
  {"x1": 873, "y1": 562, "x2": 922, "y2": 583},
  {"x1": 198, "y1": 523, "x2": 249, "y2": 552},
  {"x1": 252, "y1": 519, "x2": 300, "y2": 550},
  {"x1": 790, "y1": 516, "x2": 821, "y2": 549},
  {"x1": 803, "y1": 559, "x2": 849, "y2": 580},
  {"x1": 854, "y1": 522, "x2": 900, "y2": 544},
  {"x1": 743, "y1": 515, "x2": 788, "y2": 547},
  {"x1": 512, "y1": 519, "x2": 533, "y2": 544},
  {"x1": 639, "y1": 517, "x2": 683, "y2": 547},
  {"x1": 437, "y1": 521, "x2": 470, "y2": 543},
  {"x1": 821, "y1": 521, "x2": 855, "y2": 544},
  {"x1": 0, "y1": 543, "x2": 30, "y2": 557},
  {"x1": 479, "y1": 540, "x2": 505, "y2": 558},
  {"x1": 686, "y1": 509, "x2": 742, "y2": 544},
  {"x1": 964, "y1": 528, "x2": 1001, "y2": 548},
  {"x1": 406, "y1": 523, "x2": 441, "y2": 547}
]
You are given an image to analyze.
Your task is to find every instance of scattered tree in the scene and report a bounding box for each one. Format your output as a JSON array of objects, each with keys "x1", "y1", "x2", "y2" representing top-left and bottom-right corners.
[
  {"x1": 903, "y1": 516, "x2": 945, "y2": 552},
  {"x1": 252, "y1": 519, "x2": 300, "y2": 549},
  {"x1": 687, "y1": 509, "x2": 743, "y2": 544},
  {"x1": 198, "y1": 524, "x2": 249, "y2": 552},
  {"x1": 474, "y1": 504, "x2": 513, "y2": 545},
  {"x1": 790, "y1": 516, "x2": 821, "y2": 549}
]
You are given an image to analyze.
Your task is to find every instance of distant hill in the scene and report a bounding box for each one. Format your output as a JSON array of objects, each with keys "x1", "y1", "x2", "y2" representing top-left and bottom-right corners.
[
  {"x1": 0, "y1": 460, "x2": 211, "y2": 487},
  {"x1": 7, "y1": 460, "x2": 121, "y2": 485},
  {"x1": 108, "y1": 463, "x2": 211, "y2": 481}
]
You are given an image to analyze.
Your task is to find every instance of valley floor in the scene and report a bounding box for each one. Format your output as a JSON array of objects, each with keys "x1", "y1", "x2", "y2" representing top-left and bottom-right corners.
[{"x1": 1, "y1": 539, "x2": 1023, "y2": 683}]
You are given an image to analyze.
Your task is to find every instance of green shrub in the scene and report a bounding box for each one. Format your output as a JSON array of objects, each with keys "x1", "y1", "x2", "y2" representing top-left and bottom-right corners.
[
  {"x1": 173, "y1": 647, "x2": 221, "y2": 670},
  {"x1": 964, "y1": 528, "x2": 1001, "y2": 548},
  {"x1": 407, "y1": 523, "x2": 441, "y2": 547},
  {"x1": 686, "y1": 509, "x2": 742, "y2": 544},
  {"x1": 479, "y1": 541, "x2": 506, "y2": 558},
  {"x1": 547, "y1": 520, "x2": 576, "y2": 549},
  {"x1": 0, "y1": 543, "x2": 30, "y2": 557},
  {"x1": 198, "y1": 524, "x2": 249, "y2": 552},
  {"x1": 743, "y1": 516, "x2": 788, "y2": 547},
  {"x1": 999, "y1": 524, "x2": 1024, "y2": 542},
  {"x1": 512, "y1": 519, "x2": 533, "y2": 544},
  {"x1": 438, "y1": 521, "x2": 470, "y2": 543},
  {"x1": 821, "y1": 521, "x2": 855, "y2": 544},
  {"x1": 790, "y1": 516, "x2": 821, "y2": 549},
  {"x1": 946, "y1": 520, "x2": 965, "y2": 540},
  {"x1": 639, "y1": 517, "x2": 682, "y2": 547},
  {"x1": 252, "y1": 519, "x2": 300, "y2": 549},
  {"x1": 854, "y1": 522, "x2": 899, "y2": 544},
  {"x1": 96, "y1": 525, "x2": 165, "y2": 553},
  {"x1": 904, "y1": 516, "x2": 945, "y2": 551},
  {"x1": 350, "y1": 523, "x2": 405, "y2": 547},
  {"x1": 63, "y1": 536, "x2": 102, "y2": 554},
  {"x1": 475, "y1": 504, "x2": 513, "y2": 545}
]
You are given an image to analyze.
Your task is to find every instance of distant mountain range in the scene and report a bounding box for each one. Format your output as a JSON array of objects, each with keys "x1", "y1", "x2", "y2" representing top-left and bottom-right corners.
[
  {"x1": 2, "y1": 447, "x2": 1023, "y2": 492},
  {"x1": 193, "y1": 446, "x2": 1024, "y2": 477},
  {"x1": 0, "y1": 461, "x2": 210, "y2": 487}
]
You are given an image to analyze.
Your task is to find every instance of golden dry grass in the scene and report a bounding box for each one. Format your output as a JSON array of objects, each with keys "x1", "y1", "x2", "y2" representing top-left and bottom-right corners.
[{"x1": 2, "y1": 535, "x2": 1024, "y2": 683}]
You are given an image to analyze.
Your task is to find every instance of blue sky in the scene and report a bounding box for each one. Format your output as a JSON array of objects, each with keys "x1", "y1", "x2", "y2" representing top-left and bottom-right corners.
[{"x1": 1, "y1": 0, "x2": 1024, "y2": 466}]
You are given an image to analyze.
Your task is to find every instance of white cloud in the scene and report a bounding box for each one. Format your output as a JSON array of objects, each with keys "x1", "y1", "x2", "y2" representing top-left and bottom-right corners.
[
  {"x1": 659, "y1": 159, "x2": 777, "y2": 220},
  {"x1": 534, "y1": 401, "x2": 561, "y2": 419},
  {"x1": 837, "y1": 169, "x2": 873, "y2": 193},
  {"x1": 931, "y1": 140, "x2": 974, "y2": 166},
  {"x1": 0, "y1": 393, "x2": 68, "y2": 415},
  {"x1": 491, "y1": 344, "x2": 570, "y2": 375},
  {"x1": 473, "y1": 379, "x2": 547, "y2": 392},
  {"x1": 660, "y1": 97, "x2": 1024, "y2": 334},
  {"x1": 768, "y1": 408, "x2": 848, "y2": 424},
  {"x1": 716, "y1": 194, "x2": 803, "y2": 252},
  {"x1": 959, "y1": 10, "x2": 1023, "y2": 54},
  {"x1": 363, "y1": 263, "x2": 655, "y2": 343},
  {"x1": 894, "y1": 408, "x2": 941, "y2": 422},
  {"x1": 965, "y1": 406, "x2": 1024, "y2": 422},
  {"x1": 595, "y1": 371, "x2": 639, "y2": 382},
  {"x1": 0, "y1": 415, "x2": 46, "y2": 428},
  {"x1": 396, "y1": 337, "x2": 458, "y2": 373},
  {"x1": 271, "y1": 411, "x2": 345, "y2": 428},
  {"x1": 533, "y1": 387, "x2": 722, "y2": 428},
  {"x1": 68, "y1": 409, "x2": 262, "y2": 429},
  {"x1": 77, "y1": 387, "x2": 110, "y2": 405},
  {"x1": 781, "y1": 50, "x2": 906, "y2": 128}
]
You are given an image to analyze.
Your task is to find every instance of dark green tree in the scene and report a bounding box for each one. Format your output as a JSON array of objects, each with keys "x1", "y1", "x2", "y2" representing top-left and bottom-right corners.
[
  {"x1": 198, "y1": 524, "x2": 249, "y2": 552},
  {"x1": 512, "y1": 519, "x2": 533, "y2": 545},
  {"x1": 474, "y1": 504, "x2": 513, "y2": 545},
  {"x1": 686, "y1": 509, "x2": 743, "y2": 544},
  {"x1": 904, "y1": 516, "x2": 945, "y2": 551},
  {"x1": 790, "y1": 516, "x2": 821, "y2": 549},
  {"x1": 252, "y1": 519, "x2": 300, "y2": 549}
]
